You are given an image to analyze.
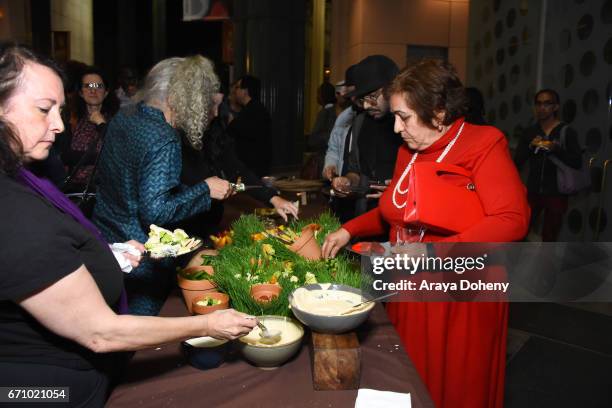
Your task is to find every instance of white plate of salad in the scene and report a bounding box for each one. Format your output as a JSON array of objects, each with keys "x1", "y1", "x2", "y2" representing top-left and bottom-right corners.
[{"x1": 144, "y1": 225, "x2": 203, "y2": 259}]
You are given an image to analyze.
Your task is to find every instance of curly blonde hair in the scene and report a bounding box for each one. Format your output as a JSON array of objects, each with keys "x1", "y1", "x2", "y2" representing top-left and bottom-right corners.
[{"x1": 137, "y1": 55, "x2": 220, "y2": 150}]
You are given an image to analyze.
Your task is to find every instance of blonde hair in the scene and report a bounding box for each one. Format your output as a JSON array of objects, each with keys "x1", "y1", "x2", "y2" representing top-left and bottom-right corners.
[{"x1": 137, "y1": 55, "x2": 219, "y2": 150}]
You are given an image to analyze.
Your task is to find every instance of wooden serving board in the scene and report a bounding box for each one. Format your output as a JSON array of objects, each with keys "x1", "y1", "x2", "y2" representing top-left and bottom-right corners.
[{"x1": 310, "y1": 332, "x2": 361, "y2": 390}]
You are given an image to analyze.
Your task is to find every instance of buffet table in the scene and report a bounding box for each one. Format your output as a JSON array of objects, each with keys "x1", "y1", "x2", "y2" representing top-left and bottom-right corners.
[{"x1": 107, "y1": 292, "x2": 434, "y2": 408}]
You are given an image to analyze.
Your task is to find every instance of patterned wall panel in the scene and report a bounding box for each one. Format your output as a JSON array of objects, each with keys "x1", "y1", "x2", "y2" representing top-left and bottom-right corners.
[{"x1": 468, "y1": 0, "x2": 612, "y2": 242}]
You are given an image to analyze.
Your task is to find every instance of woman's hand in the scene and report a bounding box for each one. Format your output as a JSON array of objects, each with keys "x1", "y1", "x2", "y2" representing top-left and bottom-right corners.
[
  {"x1": 89, "y1": 111, "x2": 106, "y2": 126},
  {"x1": 270, "y1": 196, "x2": 299, "y2": 221},
  {"x1": 321, "y1": 228, "x2": 351, "y2": 258},
  {"x1": 122, "y1": 240, "x2": 144, "y2": 268},
  {"x1": 205, "y1": 177, "x2": 234, "y2": 200},
  {"x1": 204, "y1": 309, "x2": 257, "y2": 340}
]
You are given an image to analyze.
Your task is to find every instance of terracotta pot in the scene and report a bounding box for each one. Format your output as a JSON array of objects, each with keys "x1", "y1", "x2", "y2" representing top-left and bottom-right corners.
[
  {"x1": 177, "y1": 266, "x2": 216, "y2": 313},
  {"x1": 192, "y1": 292, "x2": 229, "y2": 315},
  {"x1": 186, "y1": 249, "x2": 219, "y2": 269},
  {"x1": 250, "y1": 283, "x2": 282, "y2": 303},
  {"x1": 288, "y1": 224, "x2": 322, "y2": 260}
]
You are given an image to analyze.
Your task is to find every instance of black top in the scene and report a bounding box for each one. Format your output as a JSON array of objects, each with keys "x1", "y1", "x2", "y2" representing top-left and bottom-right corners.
[
  {"x1": 170, "y1": 120, "x2": 278, "y2": 238},
  {"x1": 307, "y1": 105, "x2": 337, "y2": 152},
  {"x1": 226, "y1": 99, "x2": 272, "y2": 177},
  {"x1": 514, "y1": 122, "x2": 582, "y2": 195},
  {"x1": 0, "y1": 174, "x2": 123, "y2": 370},
  {"x1": 349, "y1": 112, "x2": 401, "y2": 182}
]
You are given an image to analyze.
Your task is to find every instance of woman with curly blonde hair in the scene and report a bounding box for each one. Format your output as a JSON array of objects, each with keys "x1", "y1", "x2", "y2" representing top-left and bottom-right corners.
[{"x1": 93, "y1": 55, "x2": 234, "y2": 316}]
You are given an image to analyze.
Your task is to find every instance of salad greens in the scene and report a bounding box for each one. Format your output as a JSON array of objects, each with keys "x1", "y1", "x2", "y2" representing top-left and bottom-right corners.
[
  {"x1": 196, "y1": 297, "x2": 221, "y2": 307},
  {"x1": 144, "y1": 224, "x2": 201, "y2": 258}
]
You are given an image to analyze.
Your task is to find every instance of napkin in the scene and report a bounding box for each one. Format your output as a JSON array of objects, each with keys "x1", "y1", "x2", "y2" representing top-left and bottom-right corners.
[
  {"x1": 110, "y1": 243, "x2": 142, "y2": 273},
  {"x1": 354, "y1": 388, "x2": 411, "y2": 408}
]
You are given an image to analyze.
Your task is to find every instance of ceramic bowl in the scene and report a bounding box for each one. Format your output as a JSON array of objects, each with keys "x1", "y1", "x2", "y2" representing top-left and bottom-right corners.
[
  {"x1": 192, "y1": 292, "x2": 230, "y2": 315},
  {"x1": 177, "y1": 266, "x2": 216, "y2": 313},
  {"x1": 250, "y1": 283, "x2": 282, "y2": 303},
  {"x1": 288, "y1": 224, "x2": 322, "y2": 260},
  {"x1": 288, "y1": 283, "x2": 374, "y2": 334},
  {"x1": 182, "y1": 336, "x2": 228, "y2": 370},
  {"x1": 236, "y1": 315, "x2": 304, "y2": 368}
]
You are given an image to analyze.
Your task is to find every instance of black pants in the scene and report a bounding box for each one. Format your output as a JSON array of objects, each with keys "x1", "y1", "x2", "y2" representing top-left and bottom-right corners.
[{"x1": 0, "y1": 361, "x2": 113, "y2": 408}]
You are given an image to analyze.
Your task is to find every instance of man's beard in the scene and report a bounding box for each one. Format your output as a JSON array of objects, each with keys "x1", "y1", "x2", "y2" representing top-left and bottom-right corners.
[{"x1": 367, "y1": 109, "x2": 387, "y2": 119}]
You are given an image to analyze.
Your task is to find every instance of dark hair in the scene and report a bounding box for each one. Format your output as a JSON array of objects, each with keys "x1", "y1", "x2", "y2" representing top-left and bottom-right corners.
[
  {"x1": 465, "y1": 87, "x2": 487, "y2": 125},
  {"x1": 387, "y1": 59, "x2": 468, "y2": 128},
  {"x1": 239, "y1": 75, "x2": 261, "y2": 101},
  {"x1": 76, "y1": 66, "x2": 119, "y2": 120},
  {"x1": 0, "y1": 119, "x2": 22, "y2": 175},
  {"x1": 534, "y1": 89, "x2": 560, "y2": 105},
  {"x1": 0, "y1": 43, "x2": 64, "y2": 174},
  {"x1": 319, "y1": 82, "x2": 336, "y2": 105},
  {"x1": 63, "y1": 59, "x2": 88, "y2": 94},
  {"x1": 117, "y1": 66, "x2": 138, "y2": 89}
]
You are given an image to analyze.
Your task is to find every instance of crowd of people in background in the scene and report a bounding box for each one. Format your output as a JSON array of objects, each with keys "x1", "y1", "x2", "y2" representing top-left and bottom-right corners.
[
  {"x1": 315, "y1": 66, "x2": 583, "y2": 243},
  {"x1": 0, "y1": 37, "x2": 586, "y2": 408}
]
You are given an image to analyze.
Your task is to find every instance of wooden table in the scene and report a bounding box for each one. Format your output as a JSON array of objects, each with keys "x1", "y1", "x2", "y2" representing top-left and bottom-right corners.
[{"x1": 107, "y1": 292, "x2": 434, "y2": 408}]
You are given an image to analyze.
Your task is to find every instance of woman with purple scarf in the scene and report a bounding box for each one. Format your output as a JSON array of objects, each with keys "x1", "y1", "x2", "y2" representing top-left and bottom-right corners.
[{"x1": 0, "y1": 44, "x2": 256, "y2": 407}]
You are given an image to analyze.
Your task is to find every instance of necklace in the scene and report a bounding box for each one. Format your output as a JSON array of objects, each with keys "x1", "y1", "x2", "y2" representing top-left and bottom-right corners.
[{"x1": 392, "y1": 122, "x2": 465, "y2": 209}]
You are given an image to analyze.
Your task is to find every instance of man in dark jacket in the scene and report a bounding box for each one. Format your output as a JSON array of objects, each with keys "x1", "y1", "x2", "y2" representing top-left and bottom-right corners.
[
  {"x1": 331, "y1": 55, "x2": 402, "y2": 217},
  {"x1": 514, "y1": 89, "x2": 581, "y2": 241},
  {"x1": 227, "y1": 75, "x2": 272, "y2": 177}
]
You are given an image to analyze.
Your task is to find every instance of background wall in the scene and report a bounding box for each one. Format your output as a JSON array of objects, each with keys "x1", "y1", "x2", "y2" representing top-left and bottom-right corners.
[
  {"x1": 330, "y1": 0, "x2": 469, "y2": 83},
  {"x1": 51, "y1": 0, "x2": 93, "y2": 64},
  {"x1": 0, "y1": 0, "x2": 31, "y2": 44},
  {"x1": 467, "y1": 0, "x2": 612, "y2": 242}
]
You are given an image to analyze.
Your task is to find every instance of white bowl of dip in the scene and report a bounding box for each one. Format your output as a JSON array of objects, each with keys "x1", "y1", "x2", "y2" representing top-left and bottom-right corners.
[
  {"x1": 288, "y1": 283, "x2": 375, "y2": 334},
  {"x1": 237, "y1": 315, "x2": 304, "y2": 369}
]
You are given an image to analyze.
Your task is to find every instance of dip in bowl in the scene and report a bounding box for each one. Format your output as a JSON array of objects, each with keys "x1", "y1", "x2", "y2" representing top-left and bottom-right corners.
[
  {"x1": 289, "y1": 283, "x2": 374, "y2": 334},
  {"x1": 237, "y1": 315, "x2": 304, "y2": 369}
]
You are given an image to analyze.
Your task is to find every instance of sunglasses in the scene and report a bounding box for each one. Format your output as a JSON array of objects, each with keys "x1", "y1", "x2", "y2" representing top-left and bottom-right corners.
[{"x1": 82, "y1": 82, "x2": 106, "y2": 90}]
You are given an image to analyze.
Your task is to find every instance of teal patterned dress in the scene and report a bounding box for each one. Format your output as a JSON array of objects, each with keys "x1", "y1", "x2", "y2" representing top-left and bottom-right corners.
[{"x1": 93, "y1": 103, "x2": 211, "y2": 316}]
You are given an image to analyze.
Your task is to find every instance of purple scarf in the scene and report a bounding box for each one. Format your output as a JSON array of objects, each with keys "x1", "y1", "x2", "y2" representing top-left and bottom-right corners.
[{"x1": 16, "y1": 168, "x2": 129, "y2": 314}]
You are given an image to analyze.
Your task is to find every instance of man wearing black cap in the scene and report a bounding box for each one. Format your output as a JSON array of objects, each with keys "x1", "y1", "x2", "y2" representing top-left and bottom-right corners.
[{"x1": 331, "y1": 55, "x2": 402, "y2": 217}]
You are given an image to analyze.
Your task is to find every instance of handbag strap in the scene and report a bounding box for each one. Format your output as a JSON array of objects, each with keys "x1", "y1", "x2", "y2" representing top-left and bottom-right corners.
[
  {"x1": 63, "y1": 124, "x2": 106, "y2": 191},
  {"x1": 80, "y1": 126, "x2": 108, "y2": 197},
  {"x1": 392, "y1": 122, "x2": 465, "y2": 209}
]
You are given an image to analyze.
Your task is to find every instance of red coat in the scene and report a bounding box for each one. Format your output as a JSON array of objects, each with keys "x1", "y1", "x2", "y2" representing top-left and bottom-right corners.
[{"x1": 343, "y1": 118, "x2": 530, "y2": 408}]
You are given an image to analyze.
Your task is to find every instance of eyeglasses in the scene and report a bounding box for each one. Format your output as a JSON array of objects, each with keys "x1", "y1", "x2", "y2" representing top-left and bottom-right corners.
[
  {"x1": 82, "y1": 82, "x2": 105, "y2": 90},
  {"x1": 357, "y1": 88, "x2": 383, "y2": 106}
]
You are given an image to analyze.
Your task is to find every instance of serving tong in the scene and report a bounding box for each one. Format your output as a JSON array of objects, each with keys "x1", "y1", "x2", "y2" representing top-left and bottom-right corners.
[{"x1": 261, "y1": 231, "x2": 294, "y2": 245}]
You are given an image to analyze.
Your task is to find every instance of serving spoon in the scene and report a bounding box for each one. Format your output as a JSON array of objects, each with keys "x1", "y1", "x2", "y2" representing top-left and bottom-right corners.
[
  {"x1": 256, "y1": 321, "x2": 282, "y2": 345},
  {"x1": 340, "y1": 292, "x2": 399, "y2": 315}
]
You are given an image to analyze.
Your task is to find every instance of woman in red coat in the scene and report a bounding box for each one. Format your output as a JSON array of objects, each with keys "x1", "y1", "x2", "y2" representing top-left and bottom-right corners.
[{"x1": 322, "y1": 59, "x2": 529, "y2": 408}]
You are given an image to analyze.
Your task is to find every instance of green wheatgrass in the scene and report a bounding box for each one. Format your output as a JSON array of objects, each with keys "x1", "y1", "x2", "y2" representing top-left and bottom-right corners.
[{"x1": 209, "y1": 213, "x2": 362, "y2": 317}]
